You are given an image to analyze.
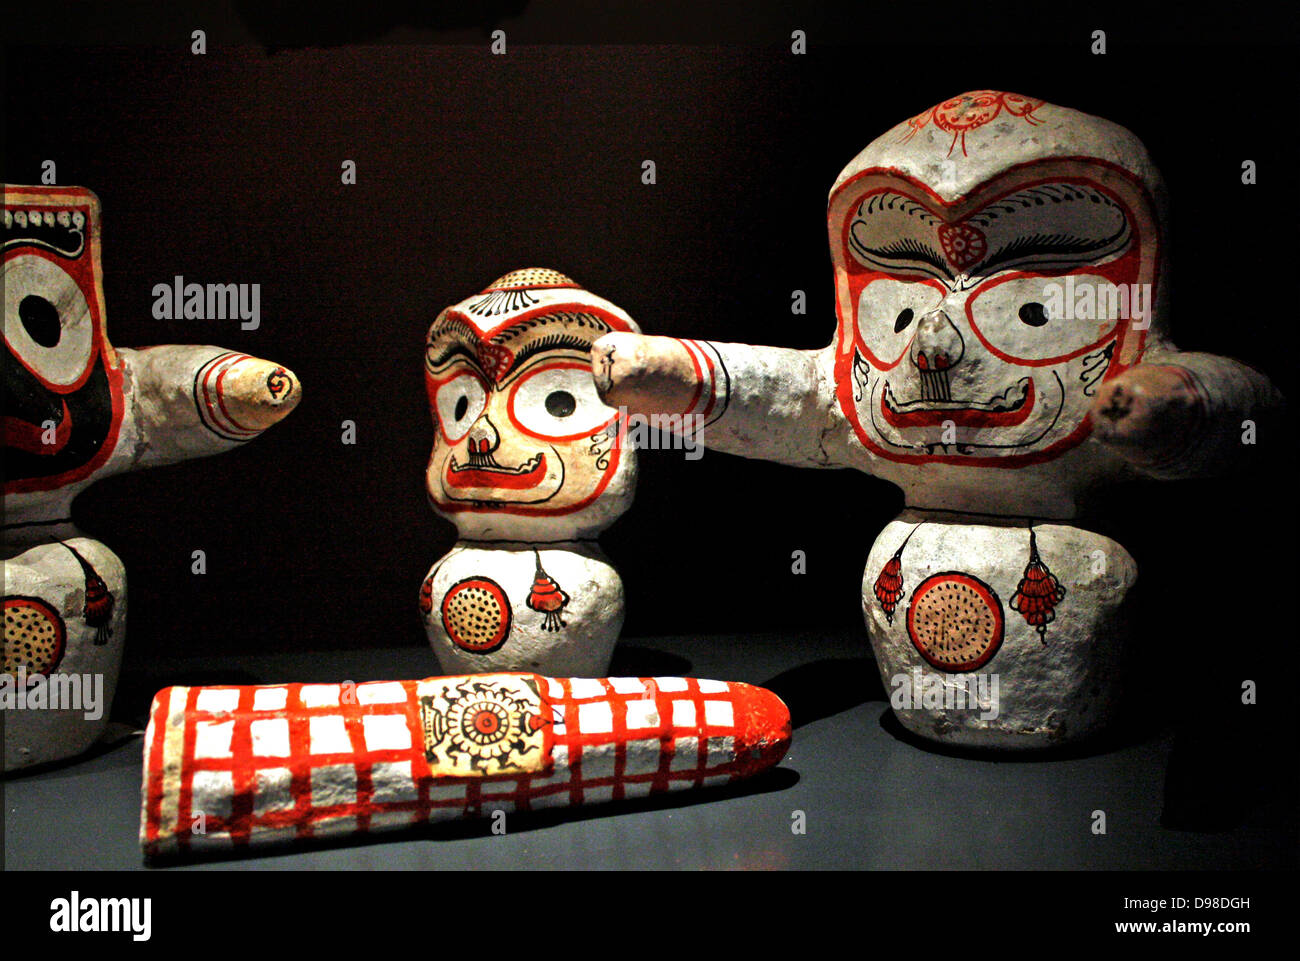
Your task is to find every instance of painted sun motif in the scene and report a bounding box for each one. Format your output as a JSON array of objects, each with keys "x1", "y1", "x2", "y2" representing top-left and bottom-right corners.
[
  {"x1": 418, "y1": 675, "x2": 548, "y2": 776},
  {"x1": 4, "y1": 596, "x2": 67, "y2": 677},
  {"x1": 441, "y1": 576, "x2": 512, "y2": 653},
  {"x1": 906, "y1": 572, "x2": 1005, "y2": 672}
]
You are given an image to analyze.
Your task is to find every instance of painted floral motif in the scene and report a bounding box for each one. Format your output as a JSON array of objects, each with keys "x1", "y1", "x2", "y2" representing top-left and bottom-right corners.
[
  {"x1": 1009, "y1": 528, "x2": 1067, "y2": 642},
  {"x1": 938, "y1": 222, "x2": 987, "y2": 271}
]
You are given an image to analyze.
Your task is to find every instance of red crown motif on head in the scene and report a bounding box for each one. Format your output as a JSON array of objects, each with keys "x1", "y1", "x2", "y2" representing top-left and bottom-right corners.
[{"x1": 899, "y1": 90, "x2": 1046, "y2": 157}]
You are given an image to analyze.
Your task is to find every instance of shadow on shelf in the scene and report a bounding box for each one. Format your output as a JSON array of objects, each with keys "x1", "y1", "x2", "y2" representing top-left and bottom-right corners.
[
  {"x1": 760, "y1": 656, "x2": 879, "y2": 729},
  {"x1": 142, "y1": 765, "x2": 801, "y2": 868},
  {"x1": 876, "y1": 707, "x2": 1166, "y2": 763},
  {"x1": 608, "y1": 644, "x2": 692, "y2": 678}
]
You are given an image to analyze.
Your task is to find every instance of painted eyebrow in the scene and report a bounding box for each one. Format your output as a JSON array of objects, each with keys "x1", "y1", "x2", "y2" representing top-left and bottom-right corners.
[
  {"x1": 492, "y1": 311, "x2": 611, "y2": 379},
  {"x1": 846, "y1": 183, "x2": 1131, "y2": 280},
  {"x1": 970, "y1": 183, "x2": 1131, "y2": 273},
  {"x1": 425, "y1": 317, "x2": 483, "y2": 372},
  {"x1": 851, "y1": 233, "x2": 955, "y2": 281},
  {"x1": 978, "y1": 229, "x2": 1129, "y2": 274},
  {"x1": 498, "y1": 332, "x2": 596, "y2": 380},
  {"x1": 849, "y1": 194, "x2": 954, "y2": 281},
  {"x1": 425, "y1": 341, "x2": 483, "y2": 373}
]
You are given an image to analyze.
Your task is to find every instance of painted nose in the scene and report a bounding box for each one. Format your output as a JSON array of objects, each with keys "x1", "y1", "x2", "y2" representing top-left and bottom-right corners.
[
  {"x1": 466, "y1": 414, "x2": 499, "y2": 455},
  {"x1": 910, "y1": 309, "x2": 965, "y2": 372}
]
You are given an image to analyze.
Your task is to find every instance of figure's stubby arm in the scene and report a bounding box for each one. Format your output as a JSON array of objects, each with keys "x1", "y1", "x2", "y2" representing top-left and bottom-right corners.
[
  {"x1": 592, "y1": 333, "x2": 847, "y2": 468},
  {"x1": 114, "y1": 345, "x2": 300, "y2": 471},
  {"x1": 1089, "y1": 348, "x2": 1282, "y2": 479}
]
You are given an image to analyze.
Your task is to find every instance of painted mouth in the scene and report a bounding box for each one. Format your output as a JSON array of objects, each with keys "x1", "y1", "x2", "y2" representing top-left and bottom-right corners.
[
  {"x1": 882, "y1": 376, "x2": 1035, "y2": 428},
  {"x1": 446, "y1": 452, "x2": 548, "y2": 490},
  {"x1": 3, "y1": 400, "x2": 72, "y2": 454}
]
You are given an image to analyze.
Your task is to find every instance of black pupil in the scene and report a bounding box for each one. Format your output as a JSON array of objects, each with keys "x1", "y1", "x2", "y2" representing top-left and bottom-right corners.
[
  {"x1": 454, "y1": 395, "x2": 469, "y2": 421},
  {"x1": 894, "y1": 308, "x2": 914, "y2": 333},
  {"x1": 1019, "y1": 302, "x2": 1049, "y2": 327},
  {"x1": 545, "y1": 390, "x2": 576, "y2": 418},
  {"x1": 19, "y1": 295, "x2": 61, "y2": 348}
]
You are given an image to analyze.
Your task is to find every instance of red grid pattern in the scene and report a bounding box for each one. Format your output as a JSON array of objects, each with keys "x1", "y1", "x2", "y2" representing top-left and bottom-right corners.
[{"x1": 140, "y1": 674, "x2": 789, "y2": 855}]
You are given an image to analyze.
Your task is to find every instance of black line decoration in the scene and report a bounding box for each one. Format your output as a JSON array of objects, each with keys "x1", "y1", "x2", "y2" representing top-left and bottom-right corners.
[
  {"x1": 1080, "y1": 341, "x2": 1115, "y2": 397},
  {"x1": 467, "y1": 287, "x2": 539, "y2": 317}
]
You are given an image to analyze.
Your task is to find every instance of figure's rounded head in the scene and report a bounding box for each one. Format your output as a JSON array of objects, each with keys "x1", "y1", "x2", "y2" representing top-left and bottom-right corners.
[
  {"x1": 424, "y1": 269, "x2": 640, "y2": 541},
  {"x1": 827, "y1": 92, "x2": 1168, "y2": 470}
]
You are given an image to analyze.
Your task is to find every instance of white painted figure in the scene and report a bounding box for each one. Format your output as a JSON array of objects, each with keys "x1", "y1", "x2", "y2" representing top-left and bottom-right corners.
[
  {"x1": 421, "y1": 270, "x2": 639, "y2": 677},
  {"x1": 3, "y1": 187, "x2": 300, "y2": 770},
  {"x1": 591, "y1": 93, "x2": 1283, "y2": 749}
]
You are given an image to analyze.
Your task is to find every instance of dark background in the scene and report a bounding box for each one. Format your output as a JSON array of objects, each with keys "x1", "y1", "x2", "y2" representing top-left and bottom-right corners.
[{"x1": 5, "y1": 3, "x2": 1296, "y2": 793}]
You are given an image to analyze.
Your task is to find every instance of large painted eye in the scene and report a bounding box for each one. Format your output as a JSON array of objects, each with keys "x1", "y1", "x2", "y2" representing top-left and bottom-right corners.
[
  {"x1": 510, "y1": 363, "x2": 613, "y2": 439},
  {"x1": 434, "y1": 372, "x2": 487, "y2": 442},
  {"x1": 967, "y1": 273, "x2": 1125, "y2": 363},
  {"x1": 855, "y1": 277, "x2": 945, "y2": 367},
  {"x1": 4, "y1": 253, "x2": 95, "y2": 388}
]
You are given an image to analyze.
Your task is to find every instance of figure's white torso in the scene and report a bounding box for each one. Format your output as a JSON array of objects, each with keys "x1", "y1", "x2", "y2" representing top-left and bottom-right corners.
[
  {"x1": 422, "y1": 541, "x2": 624, "y2": 678},
  {"x1": 3, "y1": 533, "x2": 127, "y2": 769},
  {"x1": 863, "y1": 509, "x2": 1137, "y2": 748}
]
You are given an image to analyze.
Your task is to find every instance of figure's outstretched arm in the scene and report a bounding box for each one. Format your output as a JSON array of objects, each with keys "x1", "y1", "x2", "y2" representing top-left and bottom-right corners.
[
  {"x1": 1088, "y1": 349, "x2": 1282, "y2": 479},
  {"x1": 592, "y1": 333, "x2": 846, "y2": 468},
  {"x1": 116, "y1": 345, "x2": 300, "y2": 471}
]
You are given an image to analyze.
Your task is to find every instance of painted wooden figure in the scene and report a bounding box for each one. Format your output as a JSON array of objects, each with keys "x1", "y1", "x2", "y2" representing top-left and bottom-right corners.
[
  {"x1": 3, "y1": 186, "x2": 300, "y2": 770},
  {"x1": 421, "y1": 270, "x2": 638, "y2": 677},
  {"x1": 591, "y1": 93, "x2": 1283, "y2": 749}
]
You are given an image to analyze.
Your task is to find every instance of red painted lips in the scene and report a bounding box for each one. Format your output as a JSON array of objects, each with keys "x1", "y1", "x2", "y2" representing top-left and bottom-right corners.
[
  {"x1": 881, "y1": 378, "x2": 1036, "y2": 429},
  {"x1": 445, "y1": 452, "x2": 548, "y2": 490}
]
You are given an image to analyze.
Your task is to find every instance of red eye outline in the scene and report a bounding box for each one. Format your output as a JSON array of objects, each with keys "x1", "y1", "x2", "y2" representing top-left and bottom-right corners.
[
  {"x1": 850, "y1": 274, "x2": 948, "y2": 371},
  {"x1": 428, "y1": 369, "x2": 488, "y2": 445},
  {"x1": 505, "y1": 360, "x2": 617, "y2": 442},
  {"x1": 963, "y1": 267, "x2": 1134, "y2": 368}
]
